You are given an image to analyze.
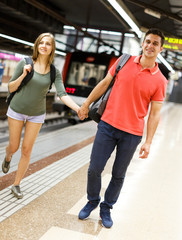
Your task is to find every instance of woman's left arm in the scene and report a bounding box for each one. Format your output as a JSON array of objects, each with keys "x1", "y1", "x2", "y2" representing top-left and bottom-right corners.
[
  {"x1": 60, "y1": 95, "x2": 80, "y2": 113},
  {"x1": 54, "y1": 69, "x2": 81, "y2": 116}
]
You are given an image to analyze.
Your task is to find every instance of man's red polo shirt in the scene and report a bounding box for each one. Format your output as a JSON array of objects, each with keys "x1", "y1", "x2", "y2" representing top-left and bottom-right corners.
[{"x1": 101, "y1": 55, "x2": 167, "y2": 136}]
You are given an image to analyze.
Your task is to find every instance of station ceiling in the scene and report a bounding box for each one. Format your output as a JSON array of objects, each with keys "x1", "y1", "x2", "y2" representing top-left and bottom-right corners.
[{"x1": 0, "y1": 0, "x2": 182, "y2": 71}]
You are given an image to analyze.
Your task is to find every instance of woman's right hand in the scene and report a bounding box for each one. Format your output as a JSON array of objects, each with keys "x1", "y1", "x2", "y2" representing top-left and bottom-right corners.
[
  {"x1": 8, "y1": 64, "x2": 32, "y2": 93},
  {"x1": 23, "y1": 64, "x2": 32, "y2": 77}
]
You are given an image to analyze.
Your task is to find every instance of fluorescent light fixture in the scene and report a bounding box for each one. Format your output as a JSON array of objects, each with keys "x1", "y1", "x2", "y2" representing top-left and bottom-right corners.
[
  {"x1": 106, "y1": 0, "x2": 142, "y2": 38},
  {"x1": 144, "y1": 8, "x2": 161, "y2": 19},
  {"x1": 0, "y1": 33, "x2": 34, "y2": 47},
  {"x1": 66, "y1": 26, "x2": 135, "y2": 38},
  {"x1": 101, "y1": 30, "x2": 122, "y2": 36},
  {"x1": 157, "y1": 53, "x2": 175, "y2": 73},
  {"x1": 82, "y1": 28, "x2": 100, "y2": 33},
  {"x1": 87, "y1": 28, "x2": 100, "y2": 33},
  {"x1": 124, "y1": 33, "x2": 135, "y2": 37},
  {"x1": 0, "y1": 33, "x2": 66, "y2": 56},
  {"x1": 82, "y1": 28, "x2": 123, "y2": 36},
  {"x1": 55, "y1": 50, "x2": 66, "y2": 56},
  {"x1": 63, "y1": 25, "x2": 75, "y2": 30}
]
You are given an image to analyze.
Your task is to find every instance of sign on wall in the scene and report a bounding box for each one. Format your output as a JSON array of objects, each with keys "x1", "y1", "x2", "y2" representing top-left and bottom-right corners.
[{"x1": 163, "y1": 37, "x2": 182, "y2": 51}]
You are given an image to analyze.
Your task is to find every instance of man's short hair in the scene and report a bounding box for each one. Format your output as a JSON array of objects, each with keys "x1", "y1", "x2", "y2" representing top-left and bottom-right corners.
[{"x1": 144, "y1": 28, "x2": 165, "y2": 46}]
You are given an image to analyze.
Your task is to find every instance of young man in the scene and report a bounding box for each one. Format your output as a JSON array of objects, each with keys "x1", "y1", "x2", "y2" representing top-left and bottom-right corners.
[{"x1": 78, "y1": 29, "x2": 167, "y2": 228}]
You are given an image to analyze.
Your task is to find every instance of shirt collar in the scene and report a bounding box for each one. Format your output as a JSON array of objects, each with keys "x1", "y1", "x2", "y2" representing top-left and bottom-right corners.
[{"x1": 134, "y1": 55, "x2": 159, "y2": 75}]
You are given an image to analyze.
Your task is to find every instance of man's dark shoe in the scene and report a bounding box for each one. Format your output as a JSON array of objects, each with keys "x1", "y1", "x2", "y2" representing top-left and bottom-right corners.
[
  {"x1": 100, "y1": 206, "x2": 113, "y2": 228},
  {"x1": 2, "y1": 156, "x2": 11, "y2": 174},
  {"x1": 78, "y1": 201, "x2": 99, "y2": 220},
  {"x1": 11, "y1": 185, "x2": 23, "y2": 199}
]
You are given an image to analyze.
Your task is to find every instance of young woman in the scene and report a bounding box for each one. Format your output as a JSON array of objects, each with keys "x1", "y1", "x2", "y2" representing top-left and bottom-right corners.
[{"x1": 2, "y1": 33, "x2": 81, "y2": 199}]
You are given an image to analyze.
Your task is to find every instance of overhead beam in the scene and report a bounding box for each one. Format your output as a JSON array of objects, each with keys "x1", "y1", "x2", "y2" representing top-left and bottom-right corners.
[
  {"x1": 0, "y1": 0, "x2": 63, "y2": 34},
  {"x1": 24, "y1": 0, "x2": 121, "y2": 52},
  {"x1": 99, "y1": 0, "x2": 130, "y2": 29}
]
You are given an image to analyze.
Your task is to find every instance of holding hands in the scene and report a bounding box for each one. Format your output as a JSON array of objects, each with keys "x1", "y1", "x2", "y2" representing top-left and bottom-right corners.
[{"x1": 78, "y1": 102, "x2": 89, "y2": 120}]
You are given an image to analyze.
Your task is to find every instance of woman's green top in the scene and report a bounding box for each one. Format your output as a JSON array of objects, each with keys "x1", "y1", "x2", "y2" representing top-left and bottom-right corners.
[{"x1": 9, "y1": 59, "x2": 67, "y2": 116}]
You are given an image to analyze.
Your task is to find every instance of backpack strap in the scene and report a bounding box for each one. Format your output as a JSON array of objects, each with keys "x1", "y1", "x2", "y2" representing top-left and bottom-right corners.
[
  {"x1": 48, "y1": 64, "x2": 56, "y2": 93},
  {"x1": 6, "y1": 57, "x2": 34, "y2": 105},
  {"x1": 16, "y1": 57, "x2": 34, "y2": 91},
  {"x1": 25, "y1": 57, "x2": 34, "y2": 66},
  {"x1": 114, "y1": 53, "x2": 131, "y2": 78},
  {"x1": 106, "y1": 53, "x2": 131, "y2": 90}
]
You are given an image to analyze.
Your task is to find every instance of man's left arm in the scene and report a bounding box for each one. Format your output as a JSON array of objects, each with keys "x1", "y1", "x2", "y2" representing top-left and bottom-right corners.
[{"x1": 139, "y1": 101, "x2": 163, "y2": 159}]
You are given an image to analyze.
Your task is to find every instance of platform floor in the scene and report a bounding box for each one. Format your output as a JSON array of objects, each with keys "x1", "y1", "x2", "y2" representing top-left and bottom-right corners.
[{"x1": 0, "y1": 102, "x2": 182, "y2": 240}]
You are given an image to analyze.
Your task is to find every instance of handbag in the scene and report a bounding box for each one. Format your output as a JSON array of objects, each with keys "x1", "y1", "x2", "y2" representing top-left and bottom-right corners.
[{"x1": 88, "y1": 53, "x2": 131, "y2": 123}]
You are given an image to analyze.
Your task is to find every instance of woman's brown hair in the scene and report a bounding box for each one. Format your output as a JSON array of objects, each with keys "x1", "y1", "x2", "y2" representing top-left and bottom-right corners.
[{"x1": 32, "y1": 33, "x2": 56, "y2": 65}]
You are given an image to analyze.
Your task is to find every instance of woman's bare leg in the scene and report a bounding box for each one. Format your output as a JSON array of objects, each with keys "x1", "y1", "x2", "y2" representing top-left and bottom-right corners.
[
  {"x1": 6, "y1": 117, "x2": 24, "y2": 161},
  {"x1": 13, "y1": 121, "x2": 42, "y2": 185}
]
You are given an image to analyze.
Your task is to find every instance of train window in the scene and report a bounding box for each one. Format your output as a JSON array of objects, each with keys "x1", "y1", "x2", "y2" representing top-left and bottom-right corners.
[
  {"x1": 67, "y1": 61, "x2": 106, "y2": 87},
  {"x1": 62, "y1": 52, "x2": 116, "y2": 98}
]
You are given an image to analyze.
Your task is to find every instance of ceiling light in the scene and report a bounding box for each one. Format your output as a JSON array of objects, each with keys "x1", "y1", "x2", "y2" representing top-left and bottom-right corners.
[
  {"x1": 0, "y1": 33, "x2": 34, "y2": 47},
  {"x1": 0, "y1": 33, "x2": 66, "y2": 56},
  {"x1": 82, "y1": 28, "x2": 100, "y2": 33},
  {"x1": 106, "y1": 0, "x2": 142, "y2": 38},
  {"x1": 144, "y1": 8, "x2": 161, "y2": 19},
  {"x1": 63, "y1": 25, "x2": 75, "y2": 30},
  {"x1": 124, "y1": 33, "x2": 135, "y2": 37},
  {"x1": 101, "y1": 30, "x2": 122, "y2": 36},
  {"x1": 55, "y1": 50, "x2": 66, "y2": 56}
]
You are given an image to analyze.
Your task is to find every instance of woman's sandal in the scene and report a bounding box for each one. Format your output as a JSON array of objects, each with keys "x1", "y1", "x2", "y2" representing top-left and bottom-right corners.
[{"x1": 2, "y1": 156, "x2": 11, "y2": 174}]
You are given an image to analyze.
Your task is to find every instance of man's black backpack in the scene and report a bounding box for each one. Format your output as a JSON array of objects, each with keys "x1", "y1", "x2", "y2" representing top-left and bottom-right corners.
[{"x1": 6, "y1": 57, "x2": 56, "y2": 105}]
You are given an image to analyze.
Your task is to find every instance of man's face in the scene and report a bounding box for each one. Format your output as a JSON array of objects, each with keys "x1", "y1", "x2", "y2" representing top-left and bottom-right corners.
[{"x1": 142, "y1": 34, "x2": 163, "y2": 59}]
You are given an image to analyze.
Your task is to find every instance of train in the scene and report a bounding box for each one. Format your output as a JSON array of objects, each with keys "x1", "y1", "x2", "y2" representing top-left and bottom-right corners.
[{"x1": 52, "y1": 51, "x2": 118, "y2": 123}]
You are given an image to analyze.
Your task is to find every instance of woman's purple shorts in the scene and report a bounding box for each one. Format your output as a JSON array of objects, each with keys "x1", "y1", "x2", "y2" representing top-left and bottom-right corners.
[{"x1": 7, "y1": 107, "x2": 46, "y2": 123}]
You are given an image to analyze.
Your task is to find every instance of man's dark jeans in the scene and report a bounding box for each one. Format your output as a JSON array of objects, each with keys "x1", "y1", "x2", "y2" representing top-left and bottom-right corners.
[{"x1": 87, "y1": 120, "x2": 142, "y2": 209}]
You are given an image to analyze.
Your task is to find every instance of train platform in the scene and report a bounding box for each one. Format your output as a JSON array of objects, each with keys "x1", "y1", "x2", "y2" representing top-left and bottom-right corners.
[{"x1": 0, "y1": 102, "x2": 182, "y2": 240}]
